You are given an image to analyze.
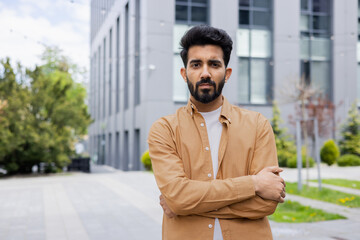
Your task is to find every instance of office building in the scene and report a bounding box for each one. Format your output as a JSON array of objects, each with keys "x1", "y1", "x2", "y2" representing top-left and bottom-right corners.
[{"x1": 89, "y1": 0, "x2": 359, "y2": 170}]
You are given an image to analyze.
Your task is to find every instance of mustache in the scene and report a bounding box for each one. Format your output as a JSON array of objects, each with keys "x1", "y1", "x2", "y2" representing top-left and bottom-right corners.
[{"x1": 196, "y1": 78, "x2": 216, "y2": 88}]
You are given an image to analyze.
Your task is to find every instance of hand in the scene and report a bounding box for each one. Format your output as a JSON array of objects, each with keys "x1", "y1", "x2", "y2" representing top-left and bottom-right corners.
[
  {"x1": 159, "y1": 195, "x2": 177, "y2": 218},
  {"x1": 251, "y1": 166, "x2": 286, "y2": 203}
]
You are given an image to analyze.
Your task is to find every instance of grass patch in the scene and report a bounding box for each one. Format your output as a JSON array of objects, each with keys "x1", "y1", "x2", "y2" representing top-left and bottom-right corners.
[
  {"x1": 268, "y1": 200, "x2": 346, "y2": 223},
  {"x1": 286, "y1": 182, "x2": 360, "y2": 208},
  {"x1": 310, "y1": 178, "x2": 360, "y2": 190}
]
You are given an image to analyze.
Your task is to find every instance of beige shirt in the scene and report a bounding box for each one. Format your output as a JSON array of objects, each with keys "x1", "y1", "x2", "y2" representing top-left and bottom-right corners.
[{"x1": 148, "y1": 97, "x2": 278, "y2": 240}]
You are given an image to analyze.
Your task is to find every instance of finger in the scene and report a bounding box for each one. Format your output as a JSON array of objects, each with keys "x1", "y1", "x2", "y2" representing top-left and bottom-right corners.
[
  {"x1": 281, "y1": 191, "x2": 286, "y2": 198},
  {"x1": 279, "y1": 177, "x2": 286, "y2": 187},
  {"x1": 266, "y1": 166, "x2": 283, "y2": 173},
  {"x1": 159, "y1": 195, "x2": 163, "y2": 200},
  {"x1": 278, "y1": 197, "x2": 285, "y2": 203}
]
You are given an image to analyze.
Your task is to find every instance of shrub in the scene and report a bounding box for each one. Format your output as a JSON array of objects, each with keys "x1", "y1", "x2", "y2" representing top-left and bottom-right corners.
[
  {"x1": 271, "y1": 101, "x2": 297, "y2": 167},
  {"x1": 338, "y1": 103, "x2": 360, "y2": 156},
  {"x1": 141, "y1": 150, "x2": 152, "y2": 171},
  {"x1": 287, "y1": 155, "x2": 315, "y2": 168},
  {"x1": 320, "y1": 139, "x2": 340, "y2": 166},
  {"x1": 337, "y1": 154, "x2": 360, "y2": 167}
]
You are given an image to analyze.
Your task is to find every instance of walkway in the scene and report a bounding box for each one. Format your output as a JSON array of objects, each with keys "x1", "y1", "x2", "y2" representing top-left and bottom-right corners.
[{"x1": 0, "y1": 165, "x2": 359, "y2": 240}]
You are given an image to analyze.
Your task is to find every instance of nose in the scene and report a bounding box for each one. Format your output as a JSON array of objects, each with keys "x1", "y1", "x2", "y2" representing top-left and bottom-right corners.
[{"x1": 200, "y1": 65, "x2": 211, "y2": 79}]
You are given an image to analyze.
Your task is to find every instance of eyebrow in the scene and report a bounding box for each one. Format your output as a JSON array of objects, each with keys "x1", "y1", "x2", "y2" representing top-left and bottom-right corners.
[
  {"x1": 189, "y1": 59, "x2": 202, "y2": 65},
  {"x1": 189, "y1": 59, "x2": 222, "y2": 65},
  {"x1": 208, "y1": 60, "x2": 222, "y2": 65}
]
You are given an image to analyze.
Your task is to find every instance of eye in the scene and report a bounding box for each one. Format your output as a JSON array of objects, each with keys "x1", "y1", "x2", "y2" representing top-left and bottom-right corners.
[{"x1": 191, "y1": 63, "x2": 200, "y2": 68}]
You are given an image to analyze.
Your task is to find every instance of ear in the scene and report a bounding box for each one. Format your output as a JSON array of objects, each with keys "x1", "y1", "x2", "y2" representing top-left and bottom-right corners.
[
  {"x1": 180, "y1": 67, "x2": 187, "y2": 83},
  {"x1": 224, "y1": 67, "x2": 232, "y2": 83}
]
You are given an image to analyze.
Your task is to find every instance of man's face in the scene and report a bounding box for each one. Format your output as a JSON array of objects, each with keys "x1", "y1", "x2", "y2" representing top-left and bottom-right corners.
[{"x1": 180, "y1": 45, "x2": 232, "y2": 104}]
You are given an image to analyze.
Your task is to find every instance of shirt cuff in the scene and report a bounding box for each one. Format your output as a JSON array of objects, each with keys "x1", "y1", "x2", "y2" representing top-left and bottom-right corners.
[{"x1": 232, "y1": 175, "x2": 256, "y2": 201}]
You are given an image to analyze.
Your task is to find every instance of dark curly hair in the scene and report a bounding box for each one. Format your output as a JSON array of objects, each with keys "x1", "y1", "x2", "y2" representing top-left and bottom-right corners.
[{"x1": 180, "y1": 25, "x2": 233, "y2": 68}]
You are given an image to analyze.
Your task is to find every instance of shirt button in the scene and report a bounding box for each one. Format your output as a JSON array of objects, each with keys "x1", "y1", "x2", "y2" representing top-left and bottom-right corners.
[
  {"x1": 208, "y1": 224, "x2": 213, "y2": 229},
  {"x1": 200, "y1": 123, "x2": 204, "y2": 127},
  {"x1": 208, "y1": 173, "x2": 212, "y2": 178},
  {"x1": 205, "y1": 147, "x2": 209, "y2": 151}
]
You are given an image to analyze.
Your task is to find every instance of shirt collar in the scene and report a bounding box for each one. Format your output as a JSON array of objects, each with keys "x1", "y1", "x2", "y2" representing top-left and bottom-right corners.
[{"x1": 186, "y1": 96, "x2": 232, "y2": 124}]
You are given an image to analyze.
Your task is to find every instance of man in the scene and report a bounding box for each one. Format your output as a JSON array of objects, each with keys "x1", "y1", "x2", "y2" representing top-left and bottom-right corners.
[{"x1": 148, "y1": 25, "x2": 285, "y2": 240}]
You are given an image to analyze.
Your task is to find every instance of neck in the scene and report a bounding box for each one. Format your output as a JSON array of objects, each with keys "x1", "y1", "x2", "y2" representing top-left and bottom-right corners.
[{"x1": 190, "y1": 95, "x2": 223, "y2": 112}]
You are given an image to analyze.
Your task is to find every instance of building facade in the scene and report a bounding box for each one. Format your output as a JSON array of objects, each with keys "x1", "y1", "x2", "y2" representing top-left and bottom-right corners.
[{"x1": 89, "y1": 0, "x2": 359, "y2": 170}]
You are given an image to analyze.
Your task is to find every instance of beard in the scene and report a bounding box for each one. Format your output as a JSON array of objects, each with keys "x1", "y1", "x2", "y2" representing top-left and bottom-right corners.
[{"x1": 187, "y1": 76, "x2": 225, "y2": 104}]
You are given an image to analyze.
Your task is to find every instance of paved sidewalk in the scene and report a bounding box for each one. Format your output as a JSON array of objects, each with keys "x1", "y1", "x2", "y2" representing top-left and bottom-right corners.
[{"x1": 0, "y1": 165, "x2": 359, "y2": 240}]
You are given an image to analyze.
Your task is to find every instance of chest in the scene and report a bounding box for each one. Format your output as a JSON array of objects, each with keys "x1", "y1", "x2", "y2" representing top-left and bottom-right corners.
[{"x1": 174, "y1": 115, "x2": 257, "y2": 180}]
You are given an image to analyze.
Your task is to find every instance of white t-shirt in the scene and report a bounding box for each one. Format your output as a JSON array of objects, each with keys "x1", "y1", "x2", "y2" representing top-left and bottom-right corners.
[{"x1": 200, "y1": 106, "x2": 223, "y2": 240}]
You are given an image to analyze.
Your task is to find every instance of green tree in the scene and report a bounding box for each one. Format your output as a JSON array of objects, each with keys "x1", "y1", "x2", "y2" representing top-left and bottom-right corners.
[
  {"x1": 0, "y1": 47, "x2": 92, "y2": 174},
  {"x1": 338, "y1": 103, "x2": 360, "y2": 156},
  {"x1": 270, "y1": 101, "x2": 297, "y2": 167}
]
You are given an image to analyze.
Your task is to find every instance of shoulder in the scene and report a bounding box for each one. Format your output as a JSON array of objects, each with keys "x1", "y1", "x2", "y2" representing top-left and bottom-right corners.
[
  {"x1": 149, "y1": 114, "x2": 177, "y2": 134},
  {"x1": 148, "y1": 105, "x2": 187, "y2": 135}
]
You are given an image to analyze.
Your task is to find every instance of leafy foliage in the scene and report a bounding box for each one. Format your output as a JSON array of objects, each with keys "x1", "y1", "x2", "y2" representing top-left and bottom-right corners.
[
  {"x1": 286, "y1": 153, "x2": 315, "y2": 168},
  {"x1": 0, "y1": 47, "x2": 91, "y2": 174},
  {"x1": 270, "y1": 101, "x2": 297, "y2": 167},
  {"x1": 141, "y1": 150, "x2": 152, "y2": 171},
  {"x1": 337, "y1": 154, "x2": 360, "y2": 167},
  {"x1": 320, "y1": 139, "x2": 340, "y2": 166},
  {"x1": 338, "y1": 103, "x2": 360, "y2": 156}
]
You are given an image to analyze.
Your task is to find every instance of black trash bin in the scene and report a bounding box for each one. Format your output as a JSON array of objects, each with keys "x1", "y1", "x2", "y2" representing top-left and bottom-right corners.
[{"x1": 68, "y1": 157, "x2": 91, "y2": 173}]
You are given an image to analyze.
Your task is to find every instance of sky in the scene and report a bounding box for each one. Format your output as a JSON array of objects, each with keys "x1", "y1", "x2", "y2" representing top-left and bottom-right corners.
[{"x1": 0, "y1": 0, "x2": 90, "y2": 72}]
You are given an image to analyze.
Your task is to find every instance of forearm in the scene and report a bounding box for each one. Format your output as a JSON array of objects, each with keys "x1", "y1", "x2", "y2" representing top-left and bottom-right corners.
[
  {"x1": 197, "y1": 196, "x2": 278, "y2": 219},
  {"x1": 158, "y1": 175, "x2": 256, "y2": 215}
]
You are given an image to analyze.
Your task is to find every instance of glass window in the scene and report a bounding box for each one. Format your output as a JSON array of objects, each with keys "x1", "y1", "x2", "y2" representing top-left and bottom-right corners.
[
  {"x1": 239, "y1": 0, "x2": 250, "y2": 7},
  {"x1": 300, "y1": 0, "x2": 331, "y2": 98},
  {"x1": 193, "y1": 0, "x2": 207, "y2": 3},
  {"x1": 253, "y1": 11, "x2": 270, "y2": 28},
  {"x1": 173, "y1": 55, "x2": 188, "y2": 102},
  {"x1": 191, "y1": 6, "x2": 207, "y2": 22},
  {"x1": 253, "y1": 0, "x2": 270, "y2": 8},
  {"x1": 311, "y1": 37, "x2": 330, "y2": 60},
  {"x1": 250, "y1": 29, "x2": 271, "y2": 58},
  {"x1": 238, "y1": 58, "x2": 249, "y2": 103},
  {"x1": 301, "y1": 15, "x2": 310, "y2": 31},
  {"x1": 301, "y1": 0, "x2": 309, "y2": 11},
  {"x1": 311, "y1": 61, "x2": 330, "y2": 97},
  {"x1": 300, "y1": 37, "x2": 310, "y2": 59},
  {"x1": 176, "y1": 5, "x2": 188, "y2": 21},
  {"x1": 313, "y1": 15, "x2": 329, "y2": 31},
  {"x1": 312, "y1": 0, "x2": 329, "y2": 13},
  {"x1": 175, "y1": 0, "x2": 208, "y2": 24},
  {"x1": 238, "y1": 0, "x2": 273, "y2": 104},
  {"x1": 251, "y1": 59, "x2": 267, "y2": 104},
  {"x1": 173, "y1": 24, "x2": 190, "y2": 53},
  {"x1": 239, "y1": 10, "x2": 250, "y2": 25},
  {"x1": 301, "y1": 61, "x2": 310, "y2": 85},
  {"x1": 236, "y1": 29, "x2": 250, "y2": 57}
]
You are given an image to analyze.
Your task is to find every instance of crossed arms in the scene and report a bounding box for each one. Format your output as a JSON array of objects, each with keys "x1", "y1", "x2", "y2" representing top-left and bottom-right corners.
[{"x1": 148, "y1": 117, "x2": 286, "y2": 220}]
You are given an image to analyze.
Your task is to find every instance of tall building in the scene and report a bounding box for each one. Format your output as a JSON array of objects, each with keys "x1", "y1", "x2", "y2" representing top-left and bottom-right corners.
[{"x1": 89, "y1": 0, "x2": 359, "y2": 170}]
